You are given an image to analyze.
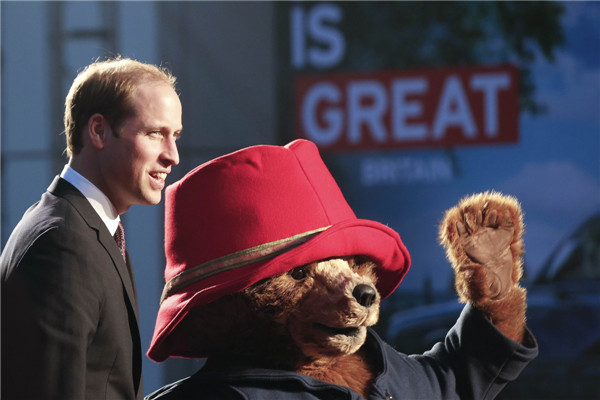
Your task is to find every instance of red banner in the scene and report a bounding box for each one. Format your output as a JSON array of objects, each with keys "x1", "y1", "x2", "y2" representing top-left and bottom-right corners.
[{"x1": 294, "y1": 64, "x2": 519, "y2": 151}]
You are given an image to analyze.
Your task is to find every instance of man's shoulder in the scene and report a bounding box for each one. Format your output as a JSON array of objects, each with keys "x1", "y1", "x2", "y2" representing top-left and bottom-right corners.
[
  {"x1": 0, "y1": 188, "x2": 92, "y2": 275},
  {"x1": 16, "y1": 189, "x2": 84, "y2": 234}
]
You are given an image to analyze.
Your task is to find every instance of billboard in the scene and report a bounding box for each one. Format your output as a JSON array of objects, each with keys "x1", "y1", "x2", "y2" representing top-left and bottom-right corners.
[{"x1": 295, "y1": 64, "x2": 519, "y2": 150}]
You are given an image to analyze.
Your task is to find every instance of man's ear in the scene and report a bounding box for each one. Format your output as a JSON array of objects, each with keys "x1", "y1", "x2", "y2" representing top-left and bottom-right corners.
[{"x1": 88, "y1": 113, "x2": 112, "y2": 149}]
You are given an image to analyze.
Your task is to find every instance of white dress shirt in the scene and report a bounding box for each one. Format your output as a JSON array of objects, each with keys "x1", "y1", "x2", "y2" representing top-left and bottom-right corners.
[{"x1": 60, "y1": 165, "x2": 120, "y2": 236}]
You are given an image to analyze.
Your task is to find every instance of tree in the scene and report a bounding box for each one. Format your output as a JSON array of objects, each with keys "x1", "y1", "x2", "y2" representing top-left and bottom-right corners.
[{"x1": 334, "y1": 1, "x2": 565, "y2": 115}]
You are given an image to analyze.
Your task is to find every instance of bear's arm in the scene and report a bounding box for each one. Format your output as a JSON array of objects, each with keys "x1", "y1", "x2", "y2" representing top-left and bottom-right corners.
[{"x1": 377, "y1": 304, "x2": 538, "y2": 400}]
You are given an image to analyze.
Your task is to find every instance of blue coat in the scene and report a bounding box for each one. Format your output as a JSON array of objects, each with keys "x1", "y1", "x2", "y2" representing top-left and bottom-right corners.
[{"x1": 146, "y1": 304, "x2": 538, "y2": 400}]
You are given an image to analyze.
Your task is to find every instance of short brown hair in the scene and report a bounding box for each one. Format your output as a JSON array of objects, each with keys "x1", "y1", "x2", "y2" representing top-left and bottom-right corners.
[{"x1": 64, "y1": 56, "x2": 177, "y2": 157}]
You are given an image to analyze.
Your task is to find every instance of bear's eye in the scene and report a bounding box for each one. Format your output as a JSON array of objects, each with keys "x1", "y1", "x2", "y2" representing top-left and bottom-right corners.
[{"x1": 289, "y1": 266, "x2": 307, "y2": 280}]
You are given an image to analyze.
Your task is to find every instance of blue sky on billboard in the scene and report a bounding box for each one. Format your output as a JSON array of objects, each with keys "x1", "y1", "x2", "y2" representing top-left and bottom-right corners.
[{"x1": 325, "y1": 2, "x2": 599, "y2": 292}]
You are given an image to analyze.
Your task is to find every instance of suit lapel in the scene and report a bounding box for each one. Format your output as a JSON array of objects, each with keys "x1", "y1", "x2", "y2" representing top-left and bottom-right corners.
[
  {"x1": 124, "y1": 251, "x2": 139, "y2": 303},
  {"x1": 48, "y1": 177, "x2": 140, "y2": 322}
]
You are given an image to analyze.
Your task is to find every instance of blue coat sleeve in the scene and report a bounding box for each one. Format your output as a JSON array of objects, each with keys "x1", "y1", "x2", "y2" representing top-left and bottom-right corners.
[{"x1": 375, "y1": 303, "x2": 538, "y2": 400}]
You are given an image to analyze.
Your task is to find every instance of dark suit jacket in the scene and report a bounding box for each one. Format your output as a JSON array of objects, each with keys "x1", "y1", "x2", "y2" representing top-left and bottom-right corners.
[{"x1": 1, "y1": 177, "x2": 143, "y2": 400}]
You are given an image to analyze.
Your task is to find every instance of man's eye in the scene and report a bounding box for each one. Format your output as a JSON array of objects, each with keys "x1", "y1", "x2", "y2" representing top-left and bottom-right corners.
[{"x1": 289, "y1": 266, "x2": 307, "y2": 280}]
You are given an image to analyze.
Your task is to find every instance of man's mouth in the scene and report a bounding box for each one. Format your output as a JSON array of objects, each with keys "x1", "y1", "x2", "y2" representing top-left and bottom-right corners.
[
  {"x1": 150, "y1": 172, "x2": 167, "y2": 182},
  {"x1": 314, "y1": 323, "x2": 360, "y2": 337}
]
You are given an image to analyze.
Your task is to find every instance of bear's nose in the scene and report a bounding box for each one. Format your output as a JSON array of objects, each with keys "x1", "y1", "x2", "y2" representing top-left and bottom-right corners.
[{"x1": 352, "y1": 284, "x2": 377, "y2": 307}]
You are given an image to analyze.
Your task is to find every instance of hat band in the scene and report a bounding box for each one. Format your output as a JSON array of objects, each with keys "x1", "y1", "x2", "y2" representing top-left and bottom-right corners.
[{"x1": 160, "y1": 226, "x2": 331, "y2": 303}]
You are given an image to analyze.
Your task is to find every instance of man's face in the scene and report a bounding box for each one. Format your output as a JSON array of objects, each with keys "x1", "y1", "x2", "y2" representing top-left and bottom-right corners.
[{"x1": 100, "y1": 81, "x2": 182, "y2": 214}]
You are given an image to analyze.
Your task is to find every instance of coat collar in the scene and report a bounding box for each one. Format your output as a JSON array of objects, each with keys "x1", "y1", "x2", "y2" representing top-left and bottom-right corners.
[{"x1": 48, "y1": 176, "x2": 140, "y2": 322}]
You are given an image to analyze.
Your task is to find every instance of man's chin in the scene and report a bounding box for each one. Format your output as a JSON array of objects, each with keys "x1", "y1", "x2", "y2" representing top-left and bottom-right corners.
[
  {"x1": 135, "y1": 193, "x2": 162, "y2": 208},
  {"x1": 146, "y1": 188, "x2": 164, "y2": 203}
]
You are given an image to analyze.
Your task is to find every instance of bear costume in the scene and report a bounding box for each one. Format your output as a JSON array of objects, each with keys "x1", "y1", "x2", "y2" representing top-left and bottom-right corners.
[{"x1": 146, "y1": 139, "x2": 538, "y2": 400}]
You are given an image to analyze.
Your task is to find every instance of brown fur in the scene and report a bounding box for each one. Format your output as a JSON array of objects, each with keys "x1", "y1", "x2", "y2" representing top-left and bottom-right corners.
[
  {"x1": 439, "y1": 191, "x2": 527, "y2": 342},
  {"x1": 187, "y1": 257, "x2": 378, "y2": 397},
  {"x1": 295, "y1": 348, "x2": 376, "y2": 396}
]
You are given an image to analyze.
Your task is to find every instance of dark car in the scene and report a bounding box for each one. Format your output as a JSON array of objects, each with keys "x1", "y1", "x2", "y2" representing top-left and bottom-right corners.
[{"x1": 385, "y1": 214, "x2": 600, "y2": 400}]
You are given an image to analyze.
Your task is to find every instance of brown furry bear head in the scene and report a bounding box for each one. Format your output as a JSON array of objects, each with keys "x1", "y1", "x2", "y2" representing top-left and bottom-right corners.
[{"x1": 184, "y1": 256, "x2": 380, "y2": 371}]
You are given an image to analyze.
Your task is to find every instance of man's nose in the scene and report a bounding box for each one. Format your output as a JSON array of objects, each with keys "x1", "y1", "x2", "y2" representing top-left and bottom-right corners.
[{"x1": 162, "y1": 138, "x2": 180, "y2": 166}]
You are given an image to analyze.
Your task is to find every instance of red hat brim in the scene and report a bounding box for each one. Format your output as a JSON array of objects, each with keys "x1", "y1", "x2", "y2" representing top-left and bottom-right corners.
[{"x1": 147, "y1": 218, "x2": 410, "y2": 362}]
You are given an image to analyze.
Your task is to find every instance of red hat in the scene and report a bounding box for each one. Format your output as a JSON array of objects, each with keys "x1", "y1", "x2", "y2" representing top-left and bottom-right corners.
[{"x1": 147, "y1": 139, "x2": 411, "y2": 362}]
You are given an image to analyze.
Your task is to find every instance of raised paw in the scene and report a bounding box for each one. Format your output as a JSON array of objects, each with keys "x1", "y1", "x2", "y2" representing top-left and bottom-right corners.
[
  {"x1": 439, "y1": 192, "x2": 528, "y2": 342},
  {"x1": 439, "y1": 191, "x2": 525, "y2": 302},
  {"x1": 457, "y1": 207, "x2": 515, "y2": 299}
]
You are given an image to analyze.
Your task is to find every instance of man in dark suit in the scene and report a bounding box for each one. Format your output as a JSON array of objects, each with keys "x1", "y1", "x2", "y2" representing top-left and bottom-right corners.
[{"x1": 1, "y1": 57, "x2": 182, "y2": 400}]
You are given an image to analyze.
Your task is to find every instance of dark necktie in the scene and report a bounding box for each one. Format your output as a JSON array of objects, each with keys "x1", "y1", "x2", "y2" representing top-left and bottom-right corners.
[
  {"x1": 114, "y1": 221, "x2": 127, "y2": 262},
  {"x1": 114, "y1": 221, "x2": 138, "y2": 303}
]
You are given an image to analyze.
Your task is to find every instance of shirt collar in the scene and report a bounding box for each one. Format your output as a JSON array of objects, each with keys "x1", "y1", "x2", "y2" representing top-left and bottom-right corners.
[{"x1": 60, "y1": 164, "x2": 121, "y2": 236}]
